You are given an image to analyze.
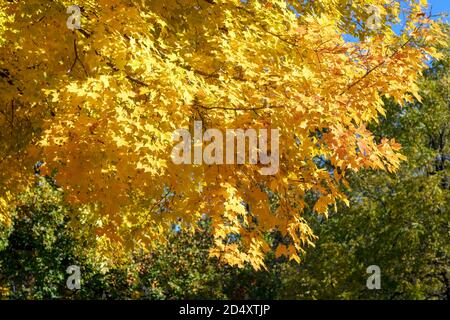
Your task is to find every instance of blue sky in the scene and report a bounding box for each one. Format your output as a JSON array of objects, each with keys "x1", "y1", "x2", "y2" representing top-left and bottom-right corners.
[
  {"x1": 428, "y1": 0, "x2": 450, "y2": 18},
  {"x1": 390, "y1": 0, "x2": 449, "y2": 34},
  {"x1": 340, "y1": 1, "x2": 449, "y2": 42}
]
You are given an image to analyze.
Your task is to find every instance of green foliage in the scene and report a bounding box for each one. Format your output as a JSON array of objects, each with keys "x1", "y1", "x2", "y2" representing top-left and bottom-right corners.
[
  {"x1": 132, "y1": 229, "x2": 281, "y2": 300},
  {"x1": 0, "y1": 180, "x2": 82, "y2": 298},
  {"x1": 0, "y1": 182, "x2": 281, "y2": 299}
]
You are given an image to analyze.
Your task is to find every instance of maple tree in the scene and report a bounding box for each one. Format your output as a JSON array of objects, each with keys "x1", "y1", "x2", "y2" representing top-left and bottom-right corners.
[
  {"x1": 0, "y1": 0, "x2": 444, "y2": 270},
  {"x1": 0, "y1": 36, "x2": 447, "y2": 299}
]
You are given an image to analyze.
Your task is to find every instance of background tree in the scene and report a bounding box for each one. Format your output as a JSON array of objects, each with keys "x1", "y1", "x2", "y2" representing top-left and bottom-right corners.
[{"x1": 0, "y1": 181, "x2": 282, "y2": 299}]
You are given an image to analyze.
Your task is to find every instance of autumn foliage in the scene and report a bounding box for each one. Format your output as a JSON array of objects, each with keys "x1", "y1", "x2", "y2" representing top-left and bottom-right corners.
[{"x1": 0, "y1": 0, "x2": 445, "y2": 270}]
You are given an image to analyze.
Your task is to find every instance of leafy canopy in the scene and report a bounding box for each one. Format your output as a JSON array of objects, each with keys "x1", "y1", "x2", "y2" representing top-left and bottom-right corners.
[{"x1": 0, "y1": 0, "x2": 444, "y2": 269}]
